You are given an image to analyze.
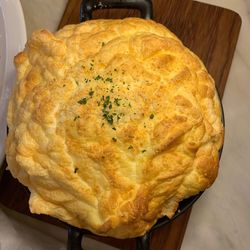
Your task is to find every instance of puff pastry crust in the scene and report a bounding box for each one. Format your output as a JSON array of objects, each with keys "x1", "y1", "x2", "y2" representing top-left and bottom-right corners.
[{"x1": 6, "y1": 18, "x2": 224, "y2": 238}]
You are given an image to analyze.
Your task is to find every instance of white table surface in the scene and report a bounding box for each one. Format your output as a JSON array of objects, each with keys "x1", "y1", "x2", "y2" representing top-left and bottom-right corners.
[{"x1": 0, "y1": 0, "x2": 249, "y2": 249}]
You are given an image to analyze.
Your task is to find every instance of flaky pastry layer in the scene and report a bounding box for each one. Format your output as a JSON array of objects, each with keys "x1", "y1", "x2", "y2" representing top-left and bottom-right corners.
[{"x1": 6, "y1": 18, "x2": 224, "y2": 238}]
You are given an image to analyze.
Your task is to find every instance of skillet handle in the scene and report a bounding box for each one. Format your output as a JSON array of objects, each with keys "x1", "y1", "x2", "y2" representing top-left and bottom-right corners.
[
  {"x1": 80, "y1": 0, "x2": 153, "y2": 21},
  {"x1": 67, "y1": 226, "x2": 152, "y2": 250},
  {"x1": 67, "y1": 226, "x2": 84, "y2": 250},
  {"x1": 136, "y1": 232, "x2": 151, "y2": 250}
]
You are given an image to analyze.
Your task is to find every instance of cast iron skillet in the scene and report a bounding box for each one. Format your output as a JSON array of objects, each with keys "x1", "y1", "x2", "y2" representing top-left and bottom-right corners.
[{"x1": 67, "y1": 1, "x2": 225, "y2": 249}]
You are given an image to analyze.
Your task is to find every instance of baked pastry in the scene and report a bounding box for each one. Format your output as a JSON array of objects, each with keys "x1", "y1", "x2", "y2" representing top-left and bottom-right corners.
[{"x1": 5, "y1": 18, "x2": 224, "y2": 238}]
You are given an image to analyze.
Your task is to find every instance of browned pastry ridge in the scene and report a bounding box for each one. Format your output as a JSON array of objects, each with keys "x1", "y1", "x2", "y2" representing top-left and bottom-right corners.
[{"x1": 5, "y1": 18, "x2": 224, "y2": 238}]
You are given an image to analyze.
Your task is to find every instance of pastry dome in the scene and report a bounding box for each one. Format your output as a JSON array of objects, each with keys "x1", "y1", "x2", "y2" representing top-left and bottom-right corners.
[{"x1": 6, "y1": 18, "x2": 224, "y2": 238}]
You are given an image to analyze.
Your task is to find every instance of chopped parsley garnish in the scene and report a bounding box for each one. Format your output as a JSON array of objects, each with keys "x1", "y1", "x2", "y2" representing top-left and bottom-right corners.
[
  {"x1": 103, "y1": 96, "x2": 110, "y2": 107},
  {"x1": 99, "y1": 95, "x2": 125, "y2": 125},
  {"x1": 75, "y1": 80, "x2": 79, "y2": 85},
  {"x1": 94, "y1": 75, "x2": 103, "y2": 81},
  {"x1": 141, "y1": 149, "x2": 147, "y2": 153},
  {"x1": 112, "y1": 127, "x2": 116, "y2": 130},
  {"x1": 150, "y1": 114, "x2": 154, "y2": 119},
  {"x1": 74, "y1": 115, "x2": 80, "y2": 121},
  {"x1": 112, "y1": 137, "x2": 117, "y2": 142},
  {"x1": 74, "y1": 167, "x2": 79, "y2": 173},
  {"x1": 103, "y1": 112, "x2": 114, "y2": 125},
  {"x1": 89, "y1": 89, "x2": 94, "y2": 97},
  {"x1": 78, "y1": 88, "x2": 95, "y2": 105},
  {"x1": 116, "y1": 113, "x2": 124, "y2": 122},
  {"x1": 105, "y1": 77, "x2": 113, "y2": 83},
  {"x1": 128, "y1": 145, "x2": 133, "y2": 149},
  {"x1": 114, "y1": 98, "x2": 121, "y2": 106},
  {"x1": 78, "y1": 98, "x2": 87, "y2": 105},
  {"x1": 110, "y1": 85, "x2": 115, "y2": 93}
]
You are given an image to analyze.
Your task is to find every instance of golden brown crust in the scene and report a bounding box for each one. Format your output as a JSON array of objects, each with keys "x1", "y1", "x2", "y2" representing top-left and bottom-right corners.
[{"x1": 5, "y1": 18, "x2": 224, "y2": 238}]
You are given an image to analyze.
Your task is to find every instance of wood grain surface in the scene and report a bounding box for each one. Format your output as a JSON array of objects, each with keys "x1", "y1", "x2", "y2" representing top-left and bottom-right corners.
[{"x1": 0, "y1": 0, "x2": 241, "y2": 249}]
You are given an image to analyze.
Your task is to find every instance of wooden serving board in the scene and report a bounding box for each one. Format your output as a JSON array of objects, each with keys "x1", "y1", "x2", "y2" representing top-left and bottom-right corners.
[{"x1": 0, "y1": 0, "x2": 241, "y2": 249}]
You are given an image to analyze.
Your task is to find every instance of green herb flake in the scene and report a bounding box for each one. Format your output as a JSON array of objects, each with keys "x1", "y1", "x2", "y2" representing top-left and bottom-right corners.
[
  {"x1": 105, "y1": 77, "x2": 113, "y2": 83},
  {"x1": 74, "y1": 115, "x2": 80, "y2": 121},
  {"x1": 112, "y1": 127, "x2": 116, "y2": 130},
  {"x1": 94, "y1": 75, "x2": 103, "y2": 81},
  {"x1": 110, "y1": 85, "x2": 115, "y2": 93},
  {"x1": 117, "y1": 115, "x2": 121, "y2": 122},
  {"x1": 114, "y1": 68, "x2": 117, "y2": 72},
  {"x1": 141, "y1": 149, "x2": 147, "y2": 153},
  {"x1": 89, "y1": 89, "x2": 94, "y2": 97},
  {"x1": 103, "y1": 96, "x2": 110, "y2": 107},
  {"x1": 149, "y1": 114, "x2": 154, "y2": 119},
  {"x1": 74, "y1": 167, "x2": 79, "y2": 173},
  {"x1": 114, "y1": 98, "x2": 121, "y2": 106},
  {"x1": 75, "y1": 80, "x2": 79, "y2": 85},
  {"x1": 103, "y1": 113, "x2": 113, "y2": 125},
  {"x1": 116, "y1": 113, "x2": 125, "y2": 122},
  {"x1": 112, "y1": 137, "x2": 117, "y2": 142},
  {"x1": 128, "y1": 145, "x2": 133, "y2": 149},
  {"x1": 78, "y1": 98, "x2": 87, "y2": 105},
  {"x1": 101, "y1": 42, "x2": 105, "y2": 47}
]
